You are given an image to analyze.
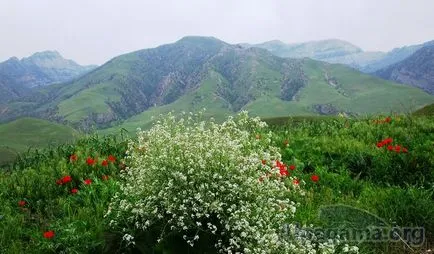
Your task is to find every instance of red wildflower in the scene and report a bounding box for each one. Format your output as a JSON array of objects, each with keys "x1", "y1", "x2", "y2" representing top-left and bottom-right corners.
[
  {"x1": 385, "y1": 117, "x2": 392, "y2": 123},
  {"x1": 101, "y1": 175, "x2": 109, "y2": 181},
  {"x1": 261, "y1": 159, "x2": 266, "y2": 165},
  {"x1": 279, "y1": 166, "x2": 289, "y2": 176},
  {"x1": 276, "y1": 160, "x2": 282, "y2": 168},
  {"x1": 83, "y1": 179, "x2": 92, "y2": 185},
  {"x1": 69, "y1": 154, "x2": 78, "y2": 162},
  {"x1": 311, "y1": 174, "x2": 320, "y2": 183},
  {"x1": 395, "y1": 145, "x2": 401, "y2": 153},
  {"x1": 384, "y1": 138, "x2": 393, "y2": 145},
  {"x1": 403, "y1": 147, "x2": 408, "y2": 153},
  {"x1": 56, "y1": 179, "x2": 63, "y2": 185},
  {"x1": 289, "y1": 165, "x2": 296, "y2": 170},
  {"x1": 43, "y1": 230, "x2": 55, "y2": 239},
  {"x1": 376, "y1": 142, "x2": 384, "y2": 148},
  {"x1": 61, "y1": 175, "x2": 72, "y2": 184},
  {"x1": 101, "y1": 160, "x2": 108, "y2": 167},
  {"x1": 71, "y1": 188, "x2": 78, "y2": 194},
  {"x1": 86, "y1": 157, "x2": 96, "y2": 166},
  {"x1": 18, "y1": 200, "x2": 27, "y2": 207},
  {"x1": 387, "y1": 145, "x2": 394, "y2": 151},
  {"x1": 293, "y1": 178, "x2": 300, "y2": 185},
  {"x1": 108, "y1": 155, "x2": 116, "y2": 162}
]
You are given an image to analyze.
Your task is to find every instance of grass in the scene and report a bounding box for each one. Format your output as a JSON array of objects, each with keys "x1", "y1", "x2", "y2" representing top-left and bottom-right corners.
[
  {"x1": 0, "y1": 118, "x2": 78, "y2": 166},
  {"x1": 0, "y1": 114, "x2": 433, "y2": 253}
]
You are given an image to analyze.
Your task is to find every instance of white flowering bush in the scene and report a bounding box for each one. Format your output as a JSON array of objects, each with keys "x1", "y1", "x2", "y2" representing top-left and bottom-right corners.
[{"x1": 105, "y1": 111, "x2": 359, "y2": 253}]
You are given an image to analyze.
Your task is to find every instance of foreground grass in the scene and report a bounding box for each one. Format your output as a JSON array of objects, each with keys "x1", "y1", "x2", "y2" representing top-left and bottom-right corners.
[{"x1": 1, "y1": 115, "x2": 433, "y2": 253}]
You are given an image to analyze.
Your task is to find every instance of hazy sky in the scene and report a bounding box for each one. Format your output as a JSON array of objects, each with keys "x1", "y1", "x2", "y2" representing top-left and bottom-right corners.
[{"x1": 1, "y1": 0, "x2": 434, "y2": 65}]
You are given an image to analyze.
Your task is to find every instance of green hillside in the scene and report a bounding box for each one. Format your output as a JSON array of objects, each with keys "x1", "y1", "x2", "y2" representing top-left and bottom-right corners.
[
  {"x1": 2, "y1": 36, "x2": 434, "y2": 132},
  {"x1": 413, "y1": 103, "x2": 434, "y2": 116},
  {"x1": 0, "y1": 118, "x2": 78, "y2": 165}
]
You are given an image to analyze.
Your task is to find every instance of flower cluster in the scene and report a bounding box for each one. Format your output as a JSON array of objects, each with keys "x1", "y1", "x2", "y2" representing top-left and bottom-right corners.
[
  {"x1": 376, "y1": 138, "x2": 408, "y2": 153},
  {"x1": 105, "y1": 111, "x2": 351, "y2": 253}
]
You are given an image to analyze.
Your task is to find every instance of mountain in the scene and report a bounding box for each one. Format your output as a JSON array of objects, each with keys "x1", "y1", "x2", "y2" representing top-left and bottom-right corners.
[
  {"x1": 242, "y1": 39, "x2": 385, "y2": 69},
  {"x1": 245, "y1": 39, "x2": 434, "y2": 73},
  {"x1": 374, "y1": 45, "x2": 434, "y2": 94},
  {"x1": 1, "y1": 36, "x2": 433, "y2": 130},
  {"x1": 0, "y1": 51, "x2": 97, "y2": 103}
]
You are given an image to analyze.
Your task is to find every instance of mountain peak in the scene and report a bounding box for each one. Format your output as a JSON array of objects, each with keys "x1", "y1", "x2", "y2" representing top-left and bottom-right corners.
[{"x1": 28, "y1": 50, "x2": 62, "y2": 60}]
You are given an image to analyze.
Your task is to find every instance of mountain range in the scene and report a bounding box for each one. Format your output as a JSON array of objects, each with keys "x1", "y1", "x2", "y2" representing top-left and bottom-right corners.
[
  {"x1": 0, "y1": 51, "x2": 96, "y2": 103},
  {"x1": 242, "y1": 39, "x2": 434, "y2": 73},
  {"x1": 1, "y1": 36, "x2": 433, "y2": 132}
]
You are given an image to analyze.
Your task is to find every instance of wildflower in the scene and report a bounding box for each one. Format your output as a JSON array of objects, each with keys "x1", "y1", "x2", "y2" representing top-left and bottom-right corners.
[
  {"x1": 84, "y1": 179, "x2": 92, "y2": 185},
  {"x1": 261, "y1": 159, "x2": 266, "y2": 165},
  {"x1": 384, "y1": 138, "x2": 393, "y2": 144},
  {"x1": 43, "y1": 230, "x2": 55, "y2": 239},
  {"x1": 101, "y1": 160, "x2": 108, "y2": 167},
  {"x1": 394, "y1": 145, "x2": 401, "y2": 153},
  {"x1": 56, "y1": 179, "x2": 63, "y2": 185},
  {"x1": 279, "y1": 167, "x2": 289, "y2": 176},
  {"x1": 289, "y1": 165, "x2": 296, "y2": 170},
  {"x1": 403, "y1": 147, "x2": 408, "y2": 153},
  {"x1": 387, "y1": 145, "x2": 394, "y2": 151},
  {"x1": 108, "y1": 155, "x2": 116, "y2": 162},
  {"x1": 69, "y1": 154, "x2": 78, "y2": 162},
  {"x1": 62, "y1": 175, "x2": 72, "y2": 184},
  {"x1": 293, "y1": 178, "x2": 300, "y2": 185},
  {"x1": 18, "y1": 200, "x2": 27, "y2": 207},
  {"x1": 71, "y1": 188, "x2": 78, "y2": 194},
  {"x1": 311, "y1": 174, "x2": 319, "y2": 182},
  {"x1": 86, "y1": 157, "x2": 96, "y2": 166},
  {"x1": 376, "y1": 142, "x2": 384, "y2": 148},
  {"x1": 102, "y1": 175, "x2": 109, "y2": 181},
  {"x1": 385, "y1": 117, "x2": 392, "y2": 123}
]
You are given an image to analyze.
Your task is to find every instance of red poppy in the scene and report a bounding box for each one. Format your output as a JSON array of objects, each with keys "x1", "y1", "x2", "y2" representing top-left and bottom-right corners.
[
  {"x1": 279, "y1": 167, "x2": 289, "y2": 176},
  {"x1": 276, "y1": 160, "x2": 282, "y2": 168},
  {"x1": 71, "y1": 188, "x2": 78, "y2": 194},
  {"x1": 311, "y1": 174, "x2": 319, "y2": 182},
  {"x1": 394, "y1": 145, "x2": 401, "y2": 153},
  {"x1": 261, "y1": 159, "x2": 266, "y2": 165},
  {"x1": 56, "y1": 179, "x2": 63, "y2": 185},
  {"x1": 376, "y1": 142, "x2": 384, "y2": 148},
  {"x1": 101, "y1": 175, "x2": 109, "y2": 181},
  {"x1": 18, "y1": 200, "x2": 27, "y2": 207},
  {"x1": 86, "y1": 157, "x2": 96, "y2": 166},
  {"x1": 43, "y1": 230, "x2": 55, "y2": 239},
  {"x1": 101, "y1": 160, "x2": 108, "y2": 167},
  {"x1": 384, "y1": 138, "x2": 393, "y2": 145},
  {"x1": 289, "y1": 165, "x2": 296, "y2": 170},
  {"x1": 83, "y1": 179, "x2": 92, "y2": 185},
  {"x1": 385, "y1": 117, "x2": 392, "y2": 123},
  {"x1": 403, "y1": 147, "x2": 408, "y2": 153},
  {"x1": 293, "y1": 179, "x2": 300, "y2": 185},
  {"x1": 387, "y1": 145, "x2": 394, "y2": 151},
  {"x1": 108, "y1": 155, "x2": 116, "y2": 162},
  {"x1": 61, "y1": 175, "x2": 72, "y2": 184},
  {"x1": 69, "y1": 154, "x2": 78, "y2": 162}
]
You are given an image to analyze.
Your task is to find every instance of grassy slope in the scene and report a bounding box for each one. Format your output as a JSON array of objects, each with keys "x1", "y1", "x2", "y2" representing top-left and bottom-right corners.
[
  {"x1": 0, "y1": 118, "x2": 78, "y2": 165},
  {"x1": 100, "y1": 59, "x2": 434, "y2": 135}
]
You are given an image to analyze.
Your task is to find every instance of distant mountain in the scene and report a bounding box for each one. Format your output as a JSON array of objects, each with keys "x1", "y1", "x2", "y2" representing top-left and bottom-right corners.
[
  {"x1": 374, "y1": 45, "x2": 434, "y2": 94},
  {"x1": 244, "y1": 39, "x2": 434, "y2": 73},
  {"x1": 0, "y1": 51, "x2": 96, "y2": 102},
  {"x1": 242, "y1": 39, "x2": 385, "y2": 69},
  {"x1": 1, "y1": 36, "x2": 433, "y2": 130}
]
